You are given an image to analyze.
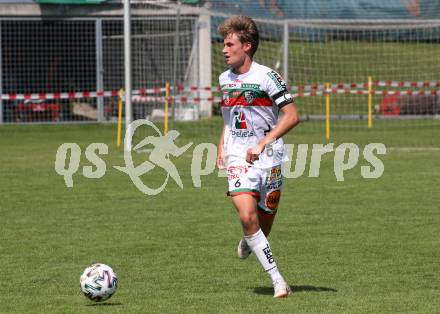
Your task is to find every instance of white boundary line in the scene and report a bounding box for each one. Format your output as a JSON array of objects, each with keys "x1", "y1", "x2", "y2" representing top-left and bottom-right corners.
[{"x1": 388, "y1": 147, "x2": 440, "y2": 152}]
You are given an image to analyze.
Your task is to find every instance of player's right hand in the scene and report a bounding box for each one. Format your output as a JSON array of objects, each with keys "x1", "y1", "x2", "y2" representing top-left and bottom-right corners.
[
  {"x1": 246, "y1": 144, "x2": 263, "y2": 164},
  {"x1": 216, "y1": 149, "x2": 226, "y2": 170}
]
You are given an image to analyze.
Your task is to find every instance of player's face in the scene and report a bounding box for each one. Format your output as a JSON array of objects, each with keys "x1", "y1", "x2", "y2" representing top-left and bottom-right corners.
[{"x1": 222, "y1": 33, "x2": 251, "y2": 69}]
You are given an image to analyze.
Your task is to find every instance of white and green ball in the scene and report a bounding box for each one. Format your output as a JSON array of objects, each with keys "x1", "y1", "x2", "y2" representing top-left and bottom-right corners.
[{"x1": 80, "y1": 263, "x2": 118, "y2": 302}]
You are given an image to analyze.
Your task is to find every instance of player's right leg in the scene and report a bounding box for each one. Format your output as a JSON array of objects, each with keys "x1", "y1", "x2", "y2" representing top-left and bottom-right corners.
[
  {"x1": 230, "y1": 193, "x2": 260, "y2": 236},
  {"x1": 227, "y1": 162, "x2": 259, "y2": 259},
  {"x1": 237, "y1": 207, "x2": 277, "y2": 259}
]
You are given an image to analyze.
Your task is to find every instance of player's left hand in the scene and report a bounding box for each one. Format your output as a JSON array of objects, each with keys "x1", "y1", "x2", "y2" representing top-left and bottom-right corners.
[{"x1": 246, "y1": 144, "x2": 264, "y2": 164}]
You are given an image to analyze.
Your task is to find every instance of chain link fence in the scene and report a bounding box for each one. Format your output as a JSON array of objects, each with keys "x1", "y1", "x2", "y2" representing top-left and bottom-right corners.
[
  {"x1": 1, "y1": 2, "x2": 440, "y2": 132},
  {"x1": 0, "y1": 14, "x2": 199, "y2": 123}
]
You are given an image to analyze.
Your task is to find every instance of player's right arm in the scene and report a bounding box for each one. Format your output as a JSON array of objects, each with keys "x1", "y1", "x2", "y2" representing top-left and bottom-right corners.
[{"x1": 217, "y1": 124, "x2": 226, "y2": 169}]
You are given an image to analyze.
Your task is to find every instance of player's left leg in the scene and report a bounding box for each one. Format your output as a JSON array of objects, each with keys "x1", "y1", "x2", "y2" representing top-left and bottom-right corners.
[
  {"x1": 257, "y1": 164, "x2": 283, "y2": 237},
  {"x1": 256, "y1": 165, "x2": 291, "y2": 298},
  {"x1": 258, "y1": 210, "x2": 276, "y2": 237}
]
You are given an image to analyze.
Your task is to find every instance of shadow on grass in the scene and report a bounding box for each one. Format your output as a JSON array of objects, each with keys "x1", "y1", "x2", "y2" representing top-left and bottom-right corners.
[
  {"x1": 253, "y1": 285, "x2": 337, "y2": 295},
  {"x1": 86, "y1": 302, "x2": 123, "y2": 307}
]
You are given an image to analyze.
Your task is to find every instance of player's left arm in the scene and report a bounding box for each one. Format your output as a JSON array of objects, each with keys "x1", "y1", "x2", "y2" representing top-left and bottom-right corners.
[
  {"x1": 246, "y1": 103, "x2": 299, "y2": 163},
  {"x1": 259, "y1": 102, "x2": 300, "y2": 149},
  {"x1": 246, "y1": 70, "x2": 300, "y2": 163},
  {"x1": 262, "y1": 69, "x2": 300, "y2": 146}
]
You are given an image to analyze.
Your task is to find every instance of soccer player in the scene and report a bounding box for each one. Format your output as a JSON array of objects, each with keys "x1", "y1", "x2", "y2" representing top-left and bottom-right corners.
[{"x1": 216, "y1": 16, "x2": 300, "y2": 298}]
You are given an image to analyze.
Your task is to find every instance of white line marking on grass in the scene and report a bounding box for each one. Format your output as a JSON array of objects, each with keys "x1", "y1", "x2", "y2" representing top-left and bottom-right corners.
[{"x1": 388, "y1": 147, "x2": 440, "y2": 152}]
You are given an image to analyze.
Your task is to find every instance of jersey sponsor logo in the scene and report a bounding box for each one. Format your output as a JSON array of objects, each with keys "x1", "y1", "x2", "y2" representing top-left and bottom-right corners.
[
  {"x1": 232, "y1": 90, "x2": 241, "y2": 97},
  {"x1": 244, "y1": 91, "x2": 255, "y2": 104},
  {"x1": 241, "y1": 83, "x2": 260, "y2": 89},
  {"x1": 232, "y1": 111, "x2": 255, "y2": 137},
  {"x1": 266, "y1": 190, "x2": 281, "y2": 210},
  {"x1": 268, "y1": 71, "x2": 287, "y2": 92},
  {"x1": 223, "y1": 90, "x2": 230, "y2": 105},
  {"x1": 234, "y1": 111, "x2": 247, "y2": 129},
  {"x1": 231, "y1": 130, "x2": 255, "y2": 137},
  {"x1": 227, "y1": 165, "x2": 249, "y2": 180}
]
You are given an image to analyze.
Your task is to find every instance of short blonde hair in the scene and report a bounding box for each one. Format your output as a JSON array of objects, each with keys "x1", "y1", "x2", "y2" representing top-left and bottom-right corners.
[{"x1": 218, "y1": 15, "x2": 259, "y2": 57}]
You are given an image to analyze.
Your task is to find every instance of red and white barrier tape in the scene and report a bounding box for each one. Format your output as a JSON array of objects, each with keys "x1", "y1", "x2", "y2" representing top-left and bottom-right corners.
[
  {"x1": 133, "y1": 88, "x2": 440, "y2": 102},
  {"x1": 294, "y1": 89, "x2": 439, "y2": 98},
  {"x1": 2, "y1": 91, "x2": 120, "y2": 101},
  {"x1": 291, "y1": 82, "x2": 368, "y2": 91},
  {"x1": 375, "y1": 80, "x2": 440, "y2": 88},
  {"x1": 2, "y1": 80, "x2": 439, "y2": 101},
  {"x1": 291, "y1": 81, "x2": 440, "y2": 91},
  {"x1": 132, "y1": 95, "x2": 219, "y2": 103},
  {"x1": 372, "y1": 89, "x2": 439, "y2": 96}
]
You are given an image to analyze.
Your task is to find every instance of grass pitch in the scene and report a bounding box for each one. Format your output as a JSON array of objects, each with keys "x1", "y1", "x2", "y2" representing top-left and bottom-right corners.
[{"x1": 0, "y1": 119, "x2": 439, "y2": 313}]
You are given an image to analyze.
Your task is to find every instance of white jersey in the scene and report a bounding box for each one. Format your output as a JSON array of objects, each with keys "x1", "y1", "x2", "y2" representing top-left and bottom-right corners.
[{"x1": 219, "y1": 61, "x2": 294, "y2": 168}]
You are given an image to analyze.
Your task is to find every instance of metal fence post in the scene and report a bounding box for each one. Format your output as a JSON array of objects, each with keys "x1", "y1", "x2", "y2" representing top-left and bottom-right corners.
[
  {"x1": 0, "y1": 21, "x2": 3, "y2": 124},
  {"x1": 95, "y1": 18, "x2": 104, "y2": 122},
  {"x1": 198, "y1": 13, "x2": 211, "y2": 117},
  {"x1": 124, "y1": 0, "x2": 133, "y2": 151},
  {"x1": 283, "y1": 20, "x2": 289, "y2": 83},
  {"x1": 171, "y1": 2, "x2": 181, "y2": 130}
]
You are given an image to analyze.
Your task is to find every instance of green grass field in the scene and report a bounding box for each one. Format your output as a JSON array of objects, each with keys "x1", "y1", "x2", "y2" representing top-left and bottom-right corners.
[{"x1": 1, "y1": 119, "x2": 439, "y2": 313}]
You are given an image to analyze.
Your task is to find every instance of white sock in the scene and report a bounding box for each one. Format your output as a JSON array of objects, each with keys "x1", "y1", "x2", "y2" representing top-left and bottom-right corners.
[{"x1": 244, "y1": 229, "x2": 283, "y2": 282}]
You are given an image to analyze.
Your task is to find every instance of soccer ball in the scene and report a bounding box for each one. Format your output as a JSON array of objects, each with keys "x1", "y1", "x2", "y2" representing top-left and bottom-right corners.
[{"x1": 80, "y1": 263, "x2": 118, "y2": 302}]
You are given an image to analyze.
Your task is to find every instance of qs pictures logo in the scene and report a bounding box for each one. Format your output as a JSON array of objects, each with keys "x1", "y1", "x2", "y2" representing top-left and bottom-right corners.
[{"x1": 54, "y1": 120, "x2": 387, "y2": 196}]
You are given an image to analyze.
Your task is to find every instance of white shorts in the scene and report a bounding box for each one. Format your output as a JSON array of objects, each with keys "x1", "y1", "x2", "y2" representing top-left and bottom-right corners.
[{"x1": 226, "y1": 162, "x2": 283, "y2": 215}]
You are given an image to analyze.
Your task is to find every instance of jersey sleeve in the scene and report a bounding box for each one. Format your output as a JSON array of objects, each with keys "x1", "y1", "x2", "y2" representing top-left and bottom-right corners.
[{"x1": 264, "y1": 70, "x2": 294, "y2": 109}]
